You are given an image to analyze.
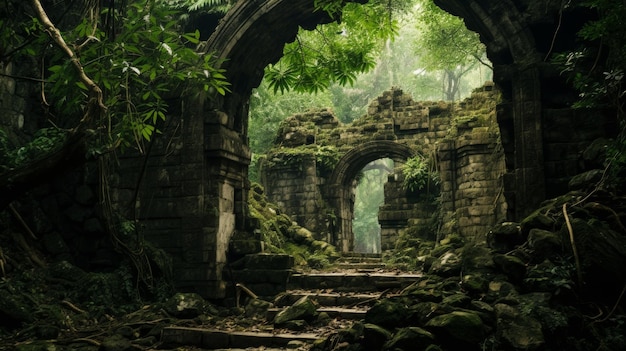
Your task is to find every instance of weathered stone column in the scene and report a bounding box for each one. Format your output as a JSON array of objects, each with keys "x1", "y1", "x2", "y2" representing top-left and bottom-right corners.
[{"x1": 512, "y1": 66, "x2": 545, "y2": 219}]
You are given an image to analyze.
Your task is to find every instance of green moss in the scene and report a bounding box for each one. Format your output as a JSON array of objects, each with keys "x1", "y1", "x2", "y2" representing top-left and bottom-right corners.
[{"x1": 247, "y1": 182, "x2": 340, "y2": 269}]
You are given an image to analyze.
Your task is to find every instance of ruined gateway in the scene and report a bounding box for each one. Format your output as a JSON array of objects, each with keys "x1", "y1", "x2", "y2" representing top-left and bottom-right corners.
[
  {"x1": 259, "y1": 84, "x2": 506, "y2": 253},
  {"x1": 0, "y1": 0, "x2": 617, "y2": 299},
  {"x1": 106, "y1": 0, "x2": 615, "y2": 298}
]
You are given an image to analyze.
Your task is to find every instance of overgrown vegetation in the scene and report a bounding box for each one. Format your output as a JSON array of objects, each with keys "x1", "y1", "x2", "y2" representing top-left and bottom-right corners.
[
  {"x1": 552, "y1": 0, "x2": 626, "y2": 185},
  {"x1": 401, "y1": 154, "x2": 439, "y2": 194}
]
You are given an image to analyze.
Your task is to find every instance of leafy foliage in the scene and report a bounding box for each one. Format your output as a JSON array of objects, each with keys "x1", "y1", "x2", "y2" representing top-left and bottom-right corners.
[
  {"x1": 402, "y1": 154, "x2": 438, "y2": 193},
  {"x1": 552, "y1": 0, "x2": 626, "y2": 185},
  {"x1": 414, "y1": 0, "x2": 489, "y2": 100},
  {"x1": 44, "y1": 1, "x2": 229, "y2": 150},
  {"x1": 1, "y1": 0, "x2": 230, "y2": 155},
  {"x1": 265, "y1": 0, "x2": 413, "y2": 94},
  {"x1": 0, "y1": 128, "x2": 67, "y2": 170}
]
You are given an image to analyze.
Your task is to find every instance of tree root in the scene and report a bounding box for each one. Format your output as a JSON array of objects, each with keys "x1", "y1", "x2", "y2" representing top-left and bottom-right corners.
[{"x1": 563, "y1": 204, "x2": 583, "y2": 287}]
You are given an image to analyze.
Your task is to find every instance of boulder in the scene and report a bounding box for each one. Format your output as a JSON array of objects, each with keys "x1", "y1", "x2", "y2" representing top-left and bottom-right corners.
[
  {"x1": 493, "y1": 254, "x2": 526, "y2": 283},
  {"x1": 487, "y1": 222, "x2": 523, "y2": 253},
  {"x1": 425, "y1": 311, "x2": 485, "y2": 345},
  {"x1": 527, "y1": 228, "x2": 562, "y2": 259},
  {"x1": 100, "y1": 334, "x2": 132, "y2": 351},
  {"x1": 383, "y1": 327, "x2": 435, "y2": 351},
  {"x1": 495, "y1": 304, "x2": 545, "y2": 350},
  {"x1": 568, "y1": 169, "x2": 604, "y2": 191},
  {"x1": 520, "y1": 211, "x2": 555, "y2": 237},
  {"x1": 461, "y1": 274, "x2": 489, "y2": 294},
  {"x1": 274, "y1": 296, "x2": 318, "y2": 325},
  {"x1": 365, "y1": 297, "x2": 414, "y2": 328},
  {"x1": 363, "y1": 323, "x2": 392, "y2": 351},
  {"x1": 292, "y1": 226, "x2": 314, "y2": 244},
  {"x1": 245, "y1": 298, "x2": 273, "y2": 318},
  {"x1": 429, "y1": 252, "x2": 462, "y2": 277},
  {"x1": 163, "y1": 293, "x2": 217, "y2": 319}
]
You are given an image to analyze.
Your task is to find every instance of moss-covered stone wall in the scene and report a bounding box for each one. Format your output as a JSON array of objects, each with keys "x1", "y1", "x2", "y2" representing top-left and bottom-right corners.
[{"x1": 261, "y1": 83, "x2": 507, "y2": 250}]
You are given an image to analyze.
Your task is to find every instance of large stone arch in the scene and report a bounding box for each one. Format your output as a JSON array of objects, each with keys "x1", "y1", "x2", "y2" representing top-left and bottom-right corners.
[
  {"x1": 205, "y1": 0, "x2": 367, "y2": 132},
  {"x1": 113, "y1": 0, "x2": 615, "y2": 298},
  {"x1": 204, "y1": 0, "x2": 573, "y2": 221},
  {"x1": 325, "y1": 141, "x2": 418, "y2": 251}
]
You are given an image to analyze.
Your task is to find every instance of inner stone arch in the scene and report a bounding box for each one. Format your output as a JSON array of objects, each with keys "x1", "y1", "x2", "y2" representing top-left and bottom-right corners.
[{"x1": 326, "y1": 141, "x2": 417, "y2": 252}]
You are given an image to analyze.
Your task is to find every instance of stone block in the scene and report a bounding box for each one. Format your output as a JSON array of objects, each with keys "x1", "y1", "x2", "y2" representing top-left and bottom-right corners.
[
  {"x1": 229, "y1": 240, "x2": 263, "y2": 256},
  {"x1": 244, "y1": 253, "x2": 294, "y2": 270}
]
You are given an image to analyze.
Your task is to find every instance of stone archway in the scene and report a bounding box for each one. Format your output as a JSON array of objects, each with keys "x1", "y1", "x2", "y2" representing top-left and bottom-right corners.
[
  {"x1": 115, "y1": 0, "x2": 617, "y2": 298},
  {"x1": 325, "y1": 141, "x2": 418, "y2": 252},
  {"x1": 204, "y1": 0, "x2": 574, "y2": 222}
]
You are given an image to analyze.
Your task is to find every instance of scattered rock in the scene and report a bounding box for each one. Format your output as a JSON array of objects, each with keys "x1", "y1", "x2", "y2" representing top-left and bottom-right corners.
[
  {"x1": 520, "y1": 210, "x2": 555, "y2": 236},
  {"x1": 365, "y1": 297, "x2": 414, "y2": 328},
  {"x1": 362, "y1": 323, "x2": 392, "y2": 351},
  {"x1": 274, "y1": 296, "x2": 318, "y2": 325},
  {"x1": 100, "y1": 334, "x2": 132, "y2": 351},
  {"x1": 163, "y1": 292, "x2": 216, "y2": 319},
  {"x1": 487, "y1": 222, "x2": 523, "y2": 253},
  {"x1": 383, "y1": 327, "x2": 435, "y2": 350},
  {"x1": 527, "y1": 228, "x2": 562, "y2": 259},
  {"x1": 495, "y1": 306, "x2": 545, "y2": 350},
  {"x1": 425, "y1": 311, "x2": 485, "y2": 345},
  {"x1": 429, "y1": 251, "x2": 462, "y2": 276},
  {"x1": 493, "y1": 254, "x2": 526, "y2": 283},
  {"x1": 245, "y1": 298, "x2": 273, "y2": 318},
  {"x1": 568, "y1": 169, "x2": 604, "y2": 191}
]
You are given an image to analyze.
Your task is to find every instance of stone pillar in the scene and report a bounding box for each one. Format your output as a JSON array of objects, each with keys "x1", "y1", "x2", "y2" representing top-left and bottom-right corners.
[{"x1": 512, "y1": 66, "x2": 545, "y2": 219}]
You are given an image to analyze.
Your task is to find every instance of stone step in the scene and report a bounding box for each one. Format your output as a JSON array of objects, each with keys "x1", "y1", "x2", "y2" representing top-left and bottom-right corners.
[
  {"x1": 161, "y1": 326, "x2": 319, "y2": 350},
  {"x1": 288, "y1": 272, "x2": 422, "y2": 292},
  {"x1": 341, "y1": 252, "x2": 382, "y2": 259},
  {"x1": 266, "y1": 306, "x2": 368, "y2": 321},
  {"x1": 338, "y1": 252, "x2": 383, "y2": 263},
  {"x1": 334, "y1": 262, "x2": 386, "y2": 270},
  {"x1": 274, "y1": 290, "x2": 382, "y2": 307}
]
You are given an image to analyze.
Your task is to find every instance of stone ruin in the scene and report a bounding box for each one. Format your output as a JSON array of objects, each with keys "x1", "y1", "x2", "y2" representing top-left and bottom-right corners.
[{"x1": 260, "y1": 83, "x2": 507, "y2": 252}]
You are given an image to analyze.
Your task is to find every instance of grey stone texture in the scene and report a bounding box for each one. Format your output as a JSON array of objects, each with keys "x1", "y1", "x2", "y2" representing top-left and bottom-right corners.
[{"x1": 261, "y1": 85, "x2": 506, "y2": 250}]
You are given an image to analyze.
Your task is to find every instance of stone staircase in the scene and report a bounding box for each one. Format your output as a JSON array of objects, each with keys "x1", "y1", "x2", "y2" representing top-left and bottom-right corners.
[{"x1": 161, "y1": 253, "x2": 422, "y2": 350}]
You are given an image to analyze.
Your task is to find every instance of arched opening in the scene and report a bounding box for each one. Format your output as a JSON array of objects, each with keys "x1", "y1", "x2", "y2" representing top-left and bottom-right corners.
[
  {"x1": 174, "y1": 0, "x2": 612, "y2": 297},
  {"x1": 352, "y1": 158, "x2": 394, "y2": 253},
  {"x1": 326, "y1": 141, "x2": 417, "y2": 252}
]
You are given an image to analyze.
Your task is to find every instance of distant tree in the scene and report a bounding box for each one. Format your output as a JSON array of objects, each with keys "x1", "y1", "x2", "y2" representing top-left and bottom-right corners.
[
  {"x1": 265, "y1": 0, "x2": 414, "y2": 94},
  {"x1": 414, "y1": 0, "x2": 490, "y2": 101}
]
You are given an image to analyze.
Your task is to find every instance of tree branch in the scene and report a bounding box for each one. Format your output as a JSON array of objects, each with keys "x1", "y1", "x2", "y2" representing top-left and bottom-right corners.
[{"x1": 30, "y1": 0, "x2": 106, "y2": 129}]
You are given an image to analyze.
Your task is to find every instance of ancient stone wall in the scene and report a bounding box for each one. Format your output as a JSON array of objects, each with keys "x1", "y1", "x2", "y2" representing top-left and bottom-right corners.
[
  {"x1": 108, "y1": 97, "x2": 250, "y2": 299},
  {"x1": 261, "y1": 83, "x2": 507, "y2": 250}
]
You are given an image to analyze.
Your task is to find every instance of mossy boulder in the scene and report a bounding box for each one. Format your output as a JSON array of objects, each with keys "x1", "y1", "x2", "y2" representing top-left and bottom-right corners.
[
  {"x1": 493, "y1": 254, "x2": 526, "y2": 283},
  {"x1": 365, "y1": 297, "x2": 414, "y2": 328},
  {"x1": 163, "y1": 293, "x2": 218, "y2": 319},
  {"x1": 527, "y1": 228, "x2": 562, "y2": 259},
  {"x1": 429, "y1": 251, "x2": 462, "y2": 277},
  {"x1": 362, "y1": 323, "x2": 392, "y2": 351},
  {"x1": 274, "y1": 296, "x2": 318, "y2": 325},
  {"x1": 487, "y1": 222, "x2": 523, "y2": 253},
  {"x1": 425, "y1": 311, "x2": 485, "y2": 345},
  {"x1": 383, "y1": 327, "x2": 435, "y2": 350}
]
